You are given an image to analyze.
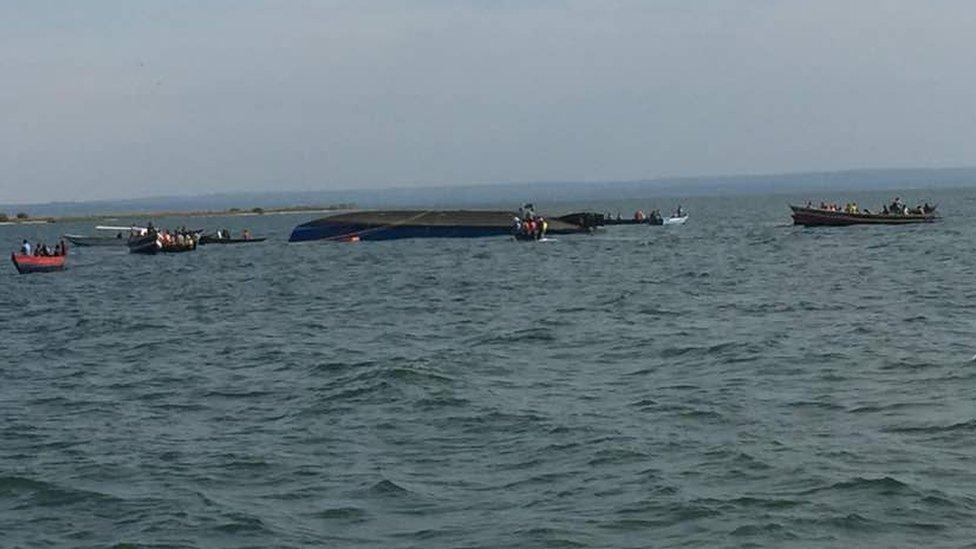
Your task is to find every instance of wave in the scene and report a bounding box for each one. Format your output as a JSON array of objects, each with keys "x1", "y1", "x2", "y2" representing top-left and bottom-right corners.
[
  {"x1": 729, "y1": 522, "x2": 793, "y2": 538},
  {"x1": 212, "y1": 512, "x2": 271, "y2": 535},
  {"x1": 0, "y1": 474, "x2": 122, "y2": 508},
  {"x1": 313, "y1": 506, "x2": 369, "y2": 522},
  {"x1": 884, "y1": 419, "x2": 976, "y2": 434},
  {"x1": 475, "y1": 327, "x2": 557, "y2": 344},
  {"x1": 360, "y1": 479, "x2": 416, "y2": 499},
  {"x1": 799, "y1": 476, "x2": 915, "y2": 497}
]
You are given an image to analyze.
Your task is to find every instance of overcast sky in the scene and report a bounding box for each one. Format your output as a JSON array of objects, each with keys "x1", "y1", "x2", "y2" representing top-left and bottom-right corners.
[{"x1": 2, "y1": 1, "x2": 975, "y2": 203}]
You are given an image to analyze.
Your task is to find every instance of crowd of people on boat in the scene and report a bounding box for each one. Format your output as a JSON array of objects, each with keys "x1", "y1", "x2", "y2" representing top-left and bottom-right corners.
[
  {"x1": 513, "y1": 204, "x2": 549, "y2": 240},
  {"x1": 633, "y1": 206, "x2": 682, "y2": 222},
  {"x1": 812, "y1": 201, "x2": 862, "y2": 213},
  {"x1": 132, "y1": 224, "x2": 198, "y2": 249},
  {"x1": 881, "y1": 197, "x2": 935, "y2": 215},
  {"x1": 633, "y1": 209, "x2": 664, "y2": 223},
  {"x1": 807, "y1": 197, "x2": 935, "y2": 216},
  {"x1": 20, "y1": 239, "x2": 67, "y2": 257},
  {"x1": 214, "y1": 228, "x2": 254, "y2": 240},
  {"x1": 158, "y1": 229, "x2": 197, "y2": 248}
]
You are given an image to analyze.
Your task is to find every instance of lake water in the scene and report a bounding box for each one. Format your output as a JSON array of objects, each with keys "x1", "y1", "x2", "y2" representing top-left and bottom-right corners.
[{"x1": 1, "y1": 189, "x2": 974, "y2": 548}]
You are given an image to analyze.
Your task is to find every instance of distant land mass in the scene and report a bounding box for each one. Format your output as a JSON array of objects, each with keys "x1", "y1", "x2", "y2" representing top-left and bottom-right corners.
[{"x1": 4, "y1": 167, "x2": 976, "y2": 217}]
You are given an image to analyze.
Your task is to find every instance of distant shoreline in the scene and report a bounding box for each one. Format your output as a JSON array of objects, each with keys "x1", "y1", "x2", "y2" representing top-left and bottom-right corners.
[{"x1": 0, "y1": 204, "x2": 355, "y2": 226}]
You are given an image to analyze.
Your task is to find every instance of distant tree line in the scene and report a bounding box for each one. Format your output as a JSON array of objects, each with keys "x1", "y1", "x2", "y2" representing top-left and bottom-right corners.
[
  {"x1": 0, "y1": 212, "x2": 29, "y2": 221},
  {"x1": 223, "y1": 203, "x2": 355, "y2": 214}
]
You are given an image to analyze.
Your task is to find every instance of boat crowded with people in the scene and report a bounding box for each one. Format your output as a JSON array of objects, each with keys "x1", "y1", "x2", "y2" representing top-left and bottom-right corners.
[
  {"x1": 791, "y1": 198, "x2": 938, "y2": 226},
  {"x1": 127, "y1": 226, "x2": 199, "y2": 254},
  {"x1": 11, "y1": 239, "x2": 68, "y2": 274},
  {"x1": 558, "y1": 208, "x2": 675, "y2": 227}
]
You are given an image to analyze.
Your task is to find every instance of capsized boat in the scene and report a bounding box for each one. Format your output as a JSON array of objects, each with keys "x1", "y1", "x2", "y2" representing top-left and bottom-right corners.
[
  {"x1": 289, "y1": 210, "x2": 588, "y2": 242},
  {"x1": 11, "y1": 252, "x2": 67, "y2": 274},
  {"x1": 790, "y1": 205, "x2": 938, "y2": 226}
]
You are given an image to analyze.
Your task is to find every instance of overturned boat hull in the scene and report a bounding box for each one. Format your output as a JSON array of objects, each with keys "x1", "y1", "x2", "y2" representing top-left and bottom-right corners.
[{"x1": 289, "y1": 210, "x2": 586, "y2": 242}]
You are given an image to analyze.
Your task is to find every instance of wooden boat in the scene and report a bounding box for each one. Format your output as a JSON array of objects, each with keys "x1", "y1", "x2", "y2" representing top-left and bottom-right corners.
[
  {"x1": 198, "y1": 234, "x2": 267, "y2": 245},
  {"x1": 128, "y1": 233, "x2": 197, "y2": 254},
  {"x1": 557, "y1": 212, "x2": 668, "y2": 227},
  {"x1": 11, "y1": 252, "x2": 67, "y2": 274},
  {"x1": 63, "y1": 233, "x2": 128, "y2": 247},
  {"x1": 790, "y1": 205, "x2": 938, "y2": 226},
  {"x1": 603, "y1": 218, "x2": 647, "y2": 226},
  {"x1": 557, "y1": 212, "x2": 607, "y2": 228}
]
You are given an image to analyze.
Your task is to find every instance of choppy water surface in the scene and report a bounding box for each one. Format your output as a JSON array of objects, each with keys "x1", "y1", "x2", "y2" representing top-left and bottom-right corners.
[{"x1": 2, "y1": 190, "x2": 975, "y2": 548}]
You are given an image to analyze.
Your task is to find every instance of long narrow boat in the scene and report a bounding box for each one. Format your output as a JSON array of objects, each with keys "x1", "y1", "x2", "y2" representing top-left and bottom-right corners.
[
  {"x1": 558, "y1": 212, "x2": 669, "y2": 227},
  {"x1": 604, "y1": 218, "x2": 648, "y2": 226},
  {"x1": 289, "y1": 210, "x2": 587, "y2": 242},
  {"x1": 557, "y1": 212, "x2": 609, "y2": 228},
  {"x1": 790, "y1": 205, "x2": 938, "y2": 226},
  {"x1": 63, "y1": 233, "x2": 128, "y2": 247},
  {"x1": 11, "y1": 253, "x2": 67, "y2": 274},
  {"x1": 198, "y1": 235, "x2": 267, "y2": 245}
]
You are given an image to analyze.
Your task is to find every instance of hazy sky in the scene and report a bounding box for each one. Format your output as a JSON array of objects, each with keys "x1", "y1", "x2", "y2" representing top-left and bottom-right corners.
[{"x1": 3, "y1": 1, "x2": 976, "y2": 203}]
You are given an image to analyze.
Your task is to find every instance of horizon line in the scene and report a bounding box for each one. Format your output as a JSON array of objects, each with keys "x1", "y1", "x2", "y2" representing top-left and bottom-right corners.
[{"x1": 4, "y1": 165, "x2": 976, "y2": 208}]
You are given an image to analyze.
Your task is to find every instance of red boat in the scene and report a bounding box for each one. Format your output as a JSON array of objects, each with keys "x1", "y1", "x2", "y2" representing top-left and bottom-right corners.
[
  {"x1": 11, "y1": 252, "x2": 67, "y2": 274},
  {"x1": 790, "y1": 205, "x2": 938, "y2": 227}
]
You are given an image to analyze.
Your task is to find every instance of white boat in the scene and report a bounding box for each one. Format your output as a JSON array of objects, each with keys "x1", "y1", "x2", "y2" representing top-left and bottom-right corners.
[
  {"x1": 663, "y1": 215, "x2": 688, "y2": 225},
  {"x1": 63, "y1": 225, "x2": 150, "y2": 247},
  {"x1": 63, "y1": 232, "x2": 129, "y2": 247}
]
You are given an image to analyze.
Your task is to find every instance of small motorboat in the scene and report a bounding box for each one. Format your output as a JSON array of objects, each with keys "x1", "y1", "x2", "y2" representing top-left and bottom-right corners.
[
  {"x1": 663, "y1": 215, "x2": 688, "y2": 225},
  {"x1": 63, "y1": 232, "x2": 128, "y2": 247},
  {"x1": 11, "y1": 252, "x2": 67, "y2": 274}
]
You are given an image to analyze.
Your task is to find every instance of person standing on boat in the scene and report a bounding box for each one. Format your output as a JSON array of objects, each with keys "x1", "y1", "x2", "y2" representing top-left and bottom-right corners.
[
  {"x1": 20, "y1": 240, "x2": 30, "y2": 255},
  {"x1": 890, "y1": 197, "x2": 902, "y2": 214}
]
